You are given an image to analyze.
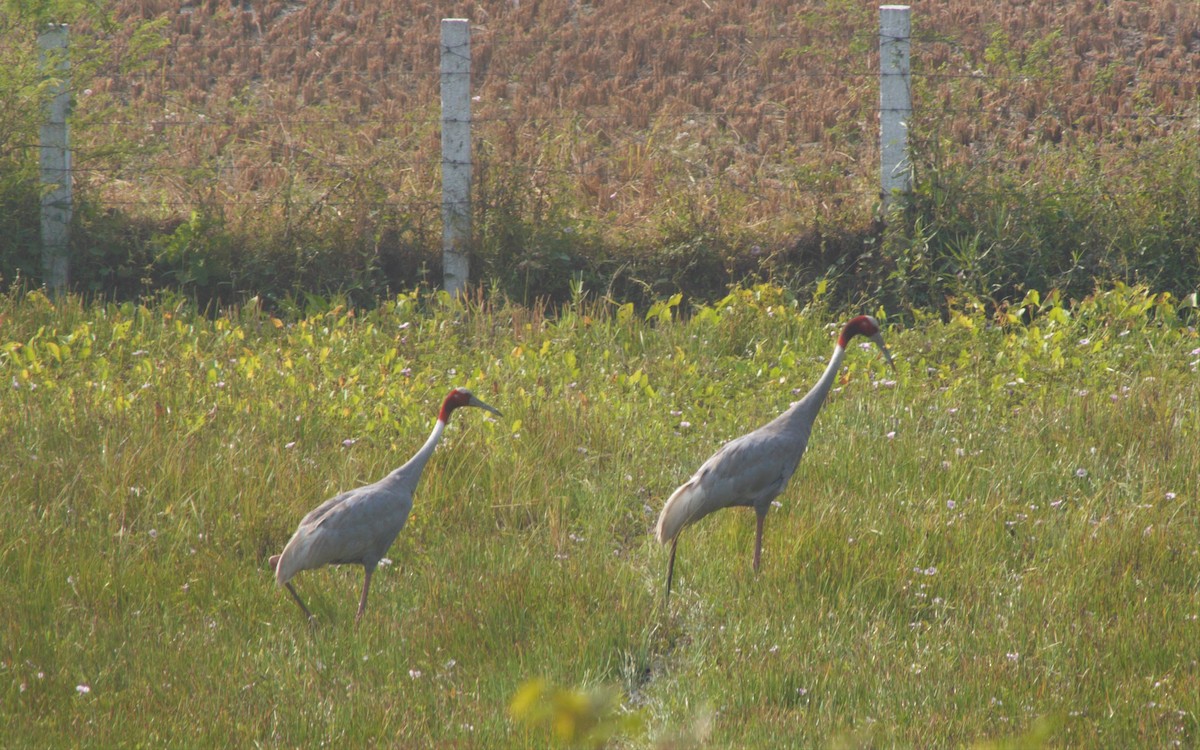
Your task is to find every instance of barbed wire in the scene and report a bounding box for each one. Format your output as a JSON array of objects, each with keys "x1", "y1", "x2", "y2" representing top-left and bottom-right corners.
[
  {"x1": 84, "y1": 179, "x2": 1193, "y2": 220},
  {"x1": 63, "y1": 103, "x2": 1196, "y2": 136},
  {"x1": 91, "y1": 63, "x2": 1200, "y2": 89}
]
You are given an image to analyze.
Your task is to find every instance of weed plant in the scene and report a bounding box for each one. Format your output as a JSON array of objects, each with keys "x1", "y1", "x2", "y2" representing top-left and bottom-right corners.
[{"x1": 1, "y1": 283, "x2": 1197, "y2": 747}]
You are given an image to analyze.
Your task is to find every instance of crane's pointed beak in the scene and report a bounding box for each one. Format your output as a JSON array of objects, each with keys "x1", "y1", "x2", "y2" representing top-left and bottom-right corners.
[
  {"x1": 469, "y1": 395, "x2": 502, "y2": 417},
  {"x1": 871, "y1": 333, "x2": 895, "y2": 369}
]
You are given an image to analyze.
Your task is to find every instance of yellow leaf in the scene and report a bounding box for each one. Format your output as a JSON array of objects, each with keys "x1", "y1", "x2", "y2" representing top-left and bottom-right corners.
[{"x1": 509, "y1": 678, "x2": 548, "y2": 719}]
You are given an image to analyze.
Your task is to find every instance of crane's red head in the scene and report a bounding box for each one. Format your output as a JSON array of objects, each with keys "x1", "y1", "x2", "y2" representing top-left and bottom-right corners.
[
  {"x1": 438, "y1": 387, "x2": 503, "y2": 423},
  {"x1": 837, "y1": 315, "x2": 894, "y2": 367},
  {"x1": 837, "y1": 315, "x2": 881, "y2": 346}
]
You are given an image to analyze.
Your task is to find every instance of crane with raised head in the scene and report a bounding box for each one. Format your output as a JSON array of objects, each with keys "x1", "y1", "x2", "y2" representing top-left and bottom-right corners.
[
  {"x1": 654, "y1": 315, "x2": 894, "y2": 602},
  {"x1": 270, "y1": 387, "x2": 501, "y2": 623}
]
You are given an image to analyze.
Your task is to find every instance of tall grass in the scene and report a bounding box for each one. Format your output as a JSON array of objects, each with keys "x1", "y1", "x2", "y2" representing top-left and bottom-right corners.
[{"x1": 1, "y1": 283, "x2": 1196, "y2": 747}]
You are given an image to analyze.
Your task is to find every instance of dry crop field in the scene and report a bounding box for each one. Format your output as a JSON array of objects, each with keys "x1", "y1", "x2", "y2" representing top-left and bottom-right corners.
[{"x1": 78, "y1": 0, "x2": 1199, "y2": 248}]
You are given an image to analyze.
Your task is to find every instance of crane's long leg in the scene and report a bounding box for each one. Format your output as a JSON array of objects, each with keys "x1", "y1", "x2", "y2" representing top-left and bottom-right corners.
[
  {"x1": 355, "y1": 567, "x2": 374, "y2": 623},
  {"x1": 664, "y1": 537, "x2": 678, "y2": 605},
  {"x1": 285, "y1": 581, "x2": 317, "y2": 624},
  {"x1": 271, "y1": 554, "x2": 316, "y2": 625},
  {"x1": 752, "y1": 509, "x2": 766, "y2": 572}
]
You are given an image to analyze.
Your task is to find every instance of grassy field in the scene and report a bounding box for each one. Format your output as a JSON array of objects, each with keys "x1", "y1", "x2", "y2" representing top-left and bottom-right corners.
[{"x1": 1, "y1": 284, "x2": 1198, "y2": 747}]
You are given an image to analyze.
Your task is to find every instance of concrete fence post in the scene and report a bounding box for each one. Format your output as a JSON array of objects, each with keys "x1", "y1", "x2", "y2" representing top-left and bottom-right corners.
[
  {"x1": 879, "y1": 5, "x2": 912, "y2": 211},
  {"x1": 440, "y1": 18, "x2": 471, "y2": 297},
  {"x1": 39, "y1": 23, "x2": 72, "y2": 296}
]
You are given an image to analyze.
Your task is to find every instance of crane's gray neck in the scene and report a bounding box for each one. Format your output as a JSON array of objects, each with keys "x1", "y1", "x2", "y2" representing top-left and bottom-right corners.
[
  {"x1": 787, "y1": 343, "x2": 848, "y2": 424},
  {"x1": 387, "y1": 418, "x2": 447, "y2": 480}
]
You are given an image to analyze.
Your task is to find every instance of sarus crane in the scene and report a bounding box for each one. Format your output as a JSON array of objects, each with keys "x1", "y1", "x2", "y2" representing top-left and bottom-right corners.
[
  {"x1": 654, "y1": 315, "x2": 894, "y2": 601},
  {"x1": 270, "y1": 387, "x2": 501, "y2": 623}
]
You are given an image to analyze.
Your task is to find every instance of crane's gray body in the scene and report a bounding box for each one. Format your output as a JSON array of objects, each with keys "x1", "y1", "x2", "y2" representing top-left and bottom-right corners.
[
  {"x1": 274, "y1": 451, "x2": 433, "y2": 586},
  {"x1": 655, "y1": 345, "x2": 844, "y2": 545}
]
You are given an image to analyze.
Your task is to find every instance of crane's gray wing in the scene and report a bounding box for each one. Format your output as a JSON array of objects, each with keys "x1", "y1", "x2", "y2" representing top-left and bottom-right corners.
[
  {"x1": 297, "y1": 487, "x2": 357, "y2": 527},
  {"x1": 655, "y1": 432, "x2": 796, "y2": 544}
]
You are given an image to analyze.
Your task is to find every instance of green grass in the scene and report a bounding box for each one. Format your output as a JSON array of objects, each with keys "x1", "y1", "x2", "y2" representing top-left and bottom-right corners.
[{"x1": 1, "y1": 284, "x2": 1197, "y2": 747}]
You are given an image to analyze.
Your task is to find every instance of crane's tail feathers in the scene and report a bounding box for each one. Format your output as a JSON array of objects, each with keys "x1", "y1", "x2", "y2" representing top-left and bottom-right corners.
[
  {"x1": 273, "y1": 534, "x2": 311, "y2": 587},
  {"x1": 655, "y1": 478, "x2": 706, "y2": 545},
  {"x1": 274, "y1": 551, "x2": 294, "y2": 587}
]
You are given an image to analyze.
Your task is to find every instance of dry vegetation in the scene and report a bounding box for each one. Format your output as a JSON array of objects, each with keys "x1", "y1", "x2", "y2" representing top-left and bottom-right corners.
[{"x1": 53, "y1": 0, "x2": 1200, "y2": 301}]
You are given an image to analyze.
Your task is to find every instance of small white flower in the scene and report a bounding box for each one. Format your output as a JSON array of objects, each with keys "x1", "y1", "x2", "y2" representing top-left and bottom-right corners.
[
  {"x1": 886, "y1": 431, "x2": 896, "y2": 440},
  {"x1": 76, "y1": 684, "x2": 91, "y2": 694},
  {"x1": 1075, "y1": 468, "x2": 1088, "y2": 478},
  {"x1": 946, "y1": 500, "x2": 957, "y2": 510},
  {"x1": 1165, "y1": 492, "x2": 1177, "y2": 500},
  {"x1": 408, "y1": 669, "x2": 422, "y2": 679}
]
